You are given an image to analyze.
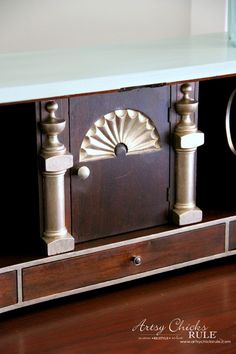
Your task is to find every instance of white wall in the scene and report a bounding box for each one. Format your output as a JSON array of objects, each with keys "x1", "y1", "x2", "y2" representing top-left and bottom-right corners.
[
  {"x1": 191, "y1": 0, "x2": 227, "y2": 35},
  {"x1": 0, "y1": 0, "x2": 190, "y2": 52},
  {"x1": 0, "y1": 0, "x2": 227, "y2": 53}
]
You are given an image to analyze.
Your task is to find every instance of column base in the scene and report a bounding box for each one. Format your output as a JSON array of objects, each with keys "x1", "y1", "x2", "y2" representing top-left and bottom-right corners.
[
  {"x1": 172, "y1": 207, "x2": 203, "y2": 226},
  {"x1": 42, "y1": 233, "x2": 75, "y2": 256}
]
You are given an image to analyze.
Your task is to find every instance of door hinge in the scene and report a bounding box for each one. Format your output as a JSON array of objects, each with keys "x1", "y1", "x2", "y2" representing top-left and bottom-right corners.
[{"x1": 166, "y1": 187, "x2": 171, "y2": 202}]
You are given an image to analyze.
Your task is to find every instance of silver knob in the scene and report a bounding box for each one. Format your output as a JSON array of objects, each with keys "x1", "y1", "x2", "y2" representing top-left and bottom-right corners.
[
  {"x1": 77, "y1": 166, "x2": 90, "y2": 180},
  {"x1": 132, "y1": 256, "x2": 142, "y2": 266}
]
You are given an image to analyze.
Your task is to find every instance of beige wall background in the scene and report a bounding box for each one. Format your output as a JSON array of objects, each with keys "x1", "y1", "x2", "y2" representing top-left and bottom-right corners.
[
  {"x1": 191, "y1": 0, "x2": 227, "y2": 35},
  {"x1": 0, "y1": 0, "x2": 227, "y2": 53}
]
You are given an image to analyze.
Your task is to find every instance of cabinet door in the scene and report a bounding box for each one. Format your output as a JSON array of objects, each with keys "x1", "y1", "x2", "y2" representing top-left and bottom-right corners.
[{"x1": 70, "y1": 87, "x2": 171, "y2": 242}]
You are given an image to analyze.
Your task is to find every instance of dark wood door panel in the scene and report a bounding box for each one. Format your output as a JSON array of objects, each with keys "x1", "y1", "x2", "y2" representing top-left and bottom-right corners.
[
  {"x1": 23, "y1": 224, "x2": 225, "y2": 301},
  {"x1": 229, "y1": 220, "x2": 236, "y2": 250},
  {"x1": 0, "y1": 272, "x2": 17, "y2": 308},
  {"x1": 70, "y1": 87, "x2": 171, "y2": 242}
]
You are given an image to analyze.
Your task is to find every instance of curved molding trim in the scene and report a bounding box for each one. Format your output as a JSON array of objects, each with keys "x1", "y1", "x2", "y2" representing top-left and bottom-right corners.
[{"x1": 80, "y1": 109, "x2": 160, "y2": 161}]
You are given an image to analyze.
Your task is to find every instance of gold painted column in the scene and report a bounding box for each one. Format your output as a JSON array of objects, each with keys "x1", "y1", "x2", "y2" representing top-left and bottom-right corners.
[
  {"x1": 172, "y1": 83, "x2": 204, "y2": 225},
  {"x1": 40, "y1": 101, "x2": 74, "y2": 255}
]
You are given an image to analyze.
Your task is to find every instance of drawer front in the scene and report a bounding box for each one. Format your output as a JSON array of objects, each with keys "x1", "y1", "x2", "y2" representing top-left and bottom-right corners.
[
  {"x1": 229, "y1": 221, "x2": 236, "y2": 250},
  {"x1": 23, "y1": 224, "x2": 225, "y2": 301},
  {"x1": 0, "y1": 271, "x2": 17, "y2": 308}
]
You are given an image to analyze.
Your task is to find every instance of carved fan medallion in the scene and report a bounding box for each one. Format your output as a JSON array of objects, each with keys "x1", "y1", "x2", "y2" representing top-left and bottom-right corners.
[{"x1": 80, "y1": 109, "x2": 160, "y2": 161}]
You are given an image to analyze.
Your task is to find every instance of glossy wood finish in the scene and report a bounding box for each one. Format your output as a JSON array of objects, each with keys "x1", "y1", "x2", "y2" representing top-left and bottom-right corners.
[
  {"x1": 23, "y1": 224, "x2": 225, "y2": 301},
  {"x1": 229, "y1": 220, "x2": 236, "y2": 250},
  {"x1": 0, "y1": 272, "x2": 17, "y2": 307},
  {"x1": 70, "y1": 87, "x2": 171, "y2": 242},
  {"x1": 0, "y1": 79, "x2": 235, "y2": 314},
  {"x1": 1, "y1": 258, "x2": 235, "y2": 354}
]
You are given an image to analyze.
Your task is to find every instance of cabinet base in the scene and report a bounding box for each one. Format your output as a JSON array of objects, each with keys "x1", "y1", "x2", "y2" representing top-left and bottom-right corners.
[
  {"x1": 0, "y1": 214, "x2": 235, "y2": 314},
  {"x1": 172, "y1": 207, "x2": 203, "y2": 225},
  {"x1": 42, "y1": 234, "x2": 75, "y2": 256}
]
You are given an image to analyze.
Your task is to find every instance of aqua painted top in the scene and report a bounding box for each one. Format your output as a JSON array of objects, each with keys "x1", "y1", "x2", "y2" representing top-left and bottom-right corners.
[
  {"x1": 0, "y1": 33, "x2": 236, "y2": 104},
  {"x1": 228, "y1": 0, "x2": 236, "y2": 46}
]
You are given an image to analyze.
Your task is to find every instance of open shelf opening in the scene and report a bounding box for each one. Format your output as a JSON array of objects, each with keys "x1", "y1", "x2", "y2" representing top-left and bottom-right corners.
[
  {"x1": 0, "y1": 103, "x2": 41, "y2": 256},
  {"x1": 197, "y1": 76, "x2": 236, "y2": 215}
]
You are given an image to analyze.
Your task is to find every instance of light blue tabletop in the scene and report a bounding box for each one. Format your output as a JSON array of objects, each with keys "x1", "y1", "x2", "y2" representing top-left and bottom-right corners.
[{"x1": 0, "y1": 33, "x2": 236, "y2": 104}]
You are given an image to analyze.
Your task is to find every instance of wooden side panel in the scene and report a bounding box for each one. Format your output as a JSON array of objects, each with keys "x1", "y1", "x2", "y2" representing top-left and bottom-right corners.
[
  {"x1": 229, "y1": 220, "x2": 236, "y2": 250},
  {"x1": 23, "y1": 224, "x2": 225, "y2": 301},
  {"x1": 0, "y1": 272, "x2": 17, "y2": 308}
]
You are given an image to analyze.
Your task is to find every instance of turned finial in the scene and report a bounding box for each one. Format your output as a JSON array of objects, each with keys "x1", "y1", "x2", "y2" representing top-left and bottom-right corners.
[
  {"x1": 175, "y1": 83, "x2": 198, "y2": 130},
  {"x1": 41, "y1": 100, "x2": 66, "y2": 155},
  {"x1": 45, "y1": 101, "x2": 59, "y2": 120},
  {"x1": 180, "y1": 83, "x2": 193, "y2": 100}
]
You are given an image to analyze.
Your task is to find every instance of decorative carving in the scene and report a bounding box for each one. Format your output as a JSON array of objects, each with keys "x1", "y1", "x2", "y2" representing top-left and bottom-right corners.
[
  {"x1": 80, "y1": 109, "x2": 160, "y2": 161},
  {"x1": 40, "y1": 101, "x2": 74, "y2": 256},
  {"x1": 172, "y1": 83, "x2": 204, "y2": 226},
  {"x1": 41, "y1": 101, "x2": 66, "y2": 156}
]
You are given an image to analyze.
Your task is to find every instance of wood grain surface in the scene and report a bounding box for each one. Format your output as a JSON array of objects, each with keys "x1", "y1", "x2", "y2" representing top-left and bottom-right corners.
[
  {"x1": 70, "y1": 87, "x2": 171, "y2": 242},
  {"x1": 229, "y1": 220, "x2": 236, "y2": 250},
  {"x1": 23, "y1": 224, "x2": 225, "y2": 301},
  {"x1": 1, "y1": 257, "x2": 235, "y2": 354},
  {"x1": 0, "y1": 272, "x2": 17, "y2": 308}
]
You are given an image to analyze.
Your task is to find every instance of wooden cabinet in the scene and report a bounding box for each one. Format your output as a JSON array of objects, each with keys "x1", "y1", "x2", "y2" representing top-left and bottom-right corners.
[{"x1": 0, "y1": 34, "x2": 235, "y2": 313}]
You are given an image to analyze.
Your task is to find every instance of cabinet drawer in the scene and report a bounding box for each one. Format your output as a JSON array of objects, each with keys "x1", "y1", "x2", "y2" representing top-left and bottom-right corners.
[
  {"x1": 229, "y1": 221, "x2": 236, "y2": 250},
  {"x1": 23, "y1": 224, "x2": 225, "y2": 301},
  {"x1": 0, "y1": 271, "x2": 17, "y2": 308}
]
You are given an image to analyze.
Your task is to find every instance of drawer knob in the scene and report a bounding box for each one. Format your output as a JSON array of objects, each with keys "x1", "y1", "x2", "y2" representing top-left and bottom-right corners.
[
  {"x1": 77, "y1": 166, "x2": 90, "y2": 180},
  {"x1": 132, "y1": 256, "x2": 142, "y2": 266}
]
